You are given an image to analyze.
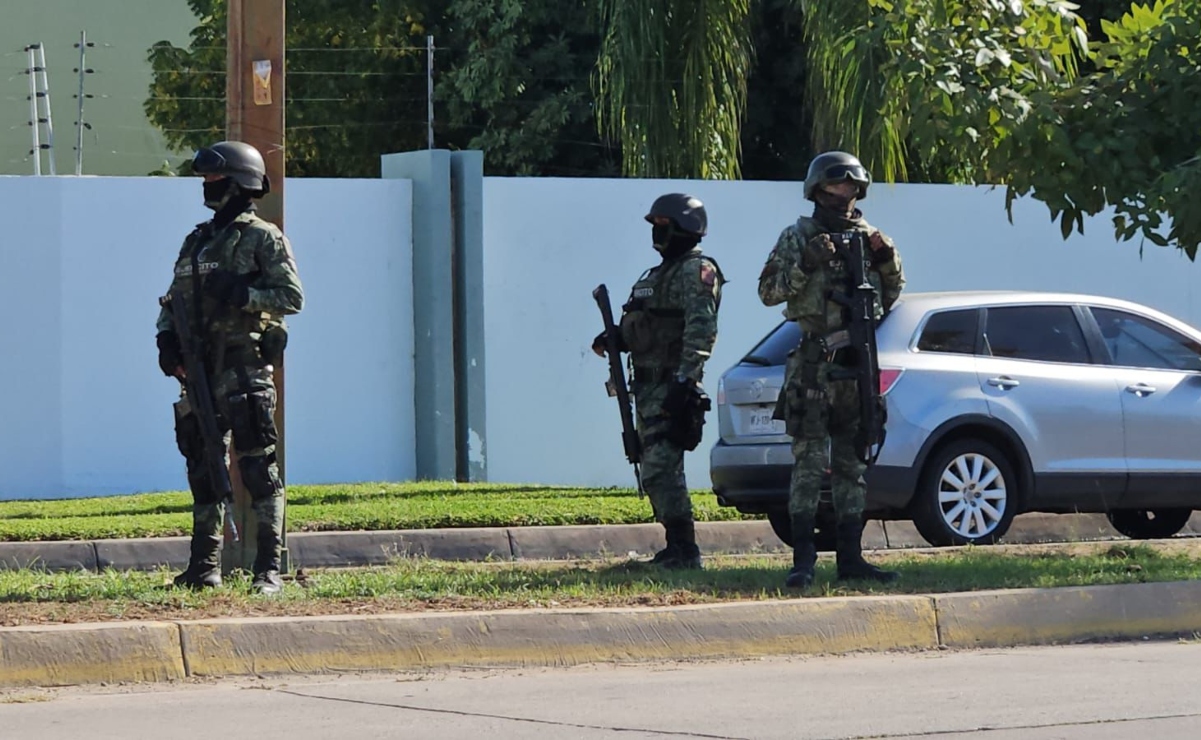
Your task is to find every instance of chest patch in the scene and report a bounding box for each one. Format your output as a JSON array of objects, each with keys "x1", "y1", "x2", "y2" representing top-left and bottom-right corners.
[{"x1": 633, "y1": 287, "x2": 654, "y2": 299}]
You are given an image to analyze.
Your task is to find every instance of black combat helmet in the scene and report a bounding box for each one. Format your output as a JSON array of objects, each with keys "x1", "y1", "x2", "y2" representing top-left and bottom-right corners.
[
  {"x1": 803, "y1": 151, "x2": 870, "y2": 201},
  {"x1": 644, "y1": 193, "x2": 707, "y2": 237},
  {"x1": 192, "y1": 141, "x2": 270, "y2": 195}
]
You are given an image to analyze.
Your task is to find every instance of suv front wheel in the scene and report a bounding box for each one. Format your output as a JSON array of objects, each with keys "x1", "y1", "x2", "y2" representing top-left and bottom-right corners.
[{"x1": 911, "y1": 438, "x2": 1019, "y2": 547}]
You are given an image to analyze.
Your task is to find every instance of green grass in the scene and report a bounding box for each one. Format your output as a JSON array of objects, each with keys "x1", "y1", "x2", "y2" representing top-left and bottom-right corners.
[
  {"x1": 0, "y1": 482, "x2": 754, "y2": 542},
  {"x1": 1, "y1": 543, "x2": 1196, "y2": 625}
]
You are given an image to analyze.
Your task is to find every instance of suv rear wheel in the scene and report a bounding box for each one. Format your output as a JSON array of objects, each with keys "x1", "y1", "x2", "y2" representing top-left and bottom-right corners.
[
  {"x1": 911, "y1": 438, "x2": 1019, "y2": 547},
  {"x1": 766, "y1": 511, "x2": 838, "y2": 551},
  {"x1": 1106, "y1": 508, "x2": 1192, "y2": 540}
]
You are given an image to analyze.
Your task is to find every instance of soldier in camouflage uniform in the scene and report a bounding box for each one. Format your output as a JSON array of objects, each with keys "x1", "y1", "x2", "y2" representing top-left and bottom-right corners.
[
  {"x1": 758, "y1": 152, "x2": 904, "y2": 589},
  {"x1": 155, "y1": 141, "x2": 304, "y2": 594},
  {"x1": 593, "y1": 194, "x2": 725, "y2": 569}
]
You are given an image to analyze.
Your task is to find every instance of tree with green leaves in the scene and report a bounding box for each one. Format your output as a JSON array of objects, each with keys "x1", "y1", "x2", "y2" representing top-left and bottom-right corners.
[
  {"x1": 146, "y1": 0, "x2": 619, "y2": 177},
  {"x1": 861, "y1": 0, "x2": 1201, "y2": 256},
  {"x1": 437, "y1": 0, "x2": 619, "y2": 176},
  {"x1": 598, "y1": 0, "x2": 1201, "y2": 255},
  {"x1": 146, "y1": 0, "x2": 437, "y2": 177}
]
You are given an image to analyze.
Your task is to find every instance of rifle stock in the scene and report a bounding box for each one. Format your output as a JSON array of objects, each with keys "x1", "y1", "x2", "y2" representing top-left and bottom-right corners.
[
  {"x1": 828, "y1": 232, "x2": 887, "y2": 465},
  {"x1": 169, "y1": 291, "x2": 239, "y2": 542},
  {"x1": 592, "y1": 284, "x2": 643, "y2": 495}
]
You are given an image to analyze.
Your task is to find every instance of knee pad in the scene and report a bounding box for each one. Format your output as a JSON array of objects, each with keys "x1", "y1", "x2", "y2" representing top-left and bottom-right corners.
[
  {"x1": 237, "y1": 453, "x2": 282, "y2": 501},
  {"x1": 228, "y1": 386, "x2": 278, "y2": 454}
]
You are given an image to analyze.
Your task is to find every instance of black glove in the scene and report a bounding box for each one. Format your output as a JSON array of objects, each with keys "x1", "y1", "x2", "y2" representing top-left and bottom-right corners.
[
  {"x1": 156, "y1": 331, "x2": 182, "y2": 377},
  {"x1": 663, "y1": 378, "x2": 697, "y2": 418},
  {"x1": 203, "y1": 269, "x2": 251, "y2": 308},
  {"x1": 870, "y1": 244, "x2": 895, "y2": 265},
  {"x1": 868, "y1": 231, "x2": 895, "y2": 265},
  {"x1": 800, "y1": 234, "x2": 835, "y2": 273},
  {"x1": 592, "y1": 330, "x2": 627, "y2": 356}
]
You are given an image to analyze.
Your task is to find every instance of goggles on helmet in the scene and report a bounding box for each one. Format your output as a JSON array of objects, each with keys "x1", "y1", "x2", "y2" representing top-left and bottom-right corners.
[
  {"x1": 822, "y1": 163, "x2": 869, "y2": 183},
  {"x1": 191, "y1": 147, "x2": 228, "y2": 174}
]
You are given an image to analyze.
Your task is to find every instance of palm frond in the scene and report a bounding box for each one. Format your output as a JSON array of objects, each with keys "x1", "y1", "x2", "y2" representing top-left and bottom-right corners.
[
  {"x1": 798, "y1": 0, "x2": 909, "y2": 182},
  {"x1": 596, "y1": 0, "x2": 753, "y2": 178}
]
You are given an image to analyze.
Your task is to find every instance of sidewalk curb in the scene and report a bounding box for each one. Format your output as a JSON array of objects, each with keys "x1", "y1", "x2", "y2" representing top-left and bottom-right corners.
[
  {"x1": 0, "y1": 622, "x2": 185, "y2": 688},
  {"x1": 4, "y1": 580, "x2": 1200, "y2": 689},
  {"x1": 2, "y1": 513, "x2": 1198, "y2": 573},
  {"x1": 179, "y1": 596, "x2": 935, "y2": 678},
  {"x1": 935, "y1": 580, "x2": 1201, "y2": 648}
]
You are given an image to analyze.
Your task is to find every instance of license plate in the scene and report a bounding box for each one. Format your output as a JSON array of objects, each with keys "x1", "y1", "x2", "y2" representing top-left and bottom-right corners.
[{"x1": 746, "y1": 406, "x2": 784, "y2": 435}]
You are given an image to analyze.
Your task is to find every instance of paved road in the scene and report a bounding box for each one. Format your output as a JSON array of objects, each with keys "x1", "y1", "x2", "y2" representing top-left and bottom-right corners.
[{"x1": 3, "y1": 641, "x2": 1200, "y2": 739}]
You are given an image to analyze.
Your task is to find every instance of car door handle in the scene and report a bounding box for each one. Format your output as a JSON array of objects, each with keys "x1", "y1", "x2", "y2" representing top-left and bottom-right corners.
[
  {"x1": 987, "y1": 376, "x2": 1020, "y2": 390},
  {"x1": 1125, "y1": 383, "x2": 1157, "y2": 396}
]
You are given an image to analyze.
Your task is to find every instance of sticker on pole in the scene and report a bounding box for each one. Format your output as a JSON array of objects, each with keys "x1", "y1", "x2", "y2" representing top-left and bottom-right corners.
[{"x1": 253, "y1": 60, "x2": 272, "y2": 105}]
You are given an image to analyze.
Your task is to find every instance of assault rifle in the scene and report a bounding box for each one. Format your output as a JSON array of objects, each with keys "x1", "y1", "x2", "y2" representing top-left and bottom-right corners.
[
  {"x1": 168, "y1": 290, "x2": 239, "y2": 542},
  {"x1": 828, "y1": 232, "x2": 887, "y2": 465},
  {"x1": 592, "y1": 284, "x2": 643, "y2": 495}
]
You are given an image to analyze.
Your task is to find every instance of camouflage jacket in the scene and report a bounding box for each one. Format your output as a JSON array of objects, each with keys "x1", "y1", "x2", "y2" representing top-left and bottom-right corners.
[
  {"x1": 156, "y1": 210, "x2": 304, "y2": 349},
  {"x1": 619, "y1": 249, "x2": 725, "y2": 383},
  {"x1": 757, "y1": 214, "x2": 904, "y2": 334}
]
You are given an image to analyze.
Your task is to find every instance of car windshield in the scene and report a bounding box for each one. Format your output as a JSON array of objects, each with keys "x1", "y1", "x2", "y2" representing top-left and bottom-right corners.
[
  {"x1": 742, "y1": 321, "x2": 801, "y2": 366},
  {"x1": 742, "y1": 303, "x2": 900, "y2": 367}
]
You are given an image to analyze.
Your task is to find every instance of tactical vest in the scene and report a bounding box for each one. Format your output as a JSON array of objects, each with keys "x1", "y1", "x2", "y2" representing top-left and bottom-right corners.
[
  {"x1": 173, "y1": 220, "x2": 271, "y2": 347},
  {"x1": 786, "y1": 217, "x2": 885, "y2": 332},
  {"x1": 620, "y1": 253, "x2": 723, "y2": 372}
]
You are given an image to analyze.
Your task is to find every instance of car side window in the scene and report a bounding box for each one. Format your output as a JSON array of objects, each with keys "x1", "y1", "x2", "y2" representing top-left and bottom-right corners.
[
  {"x1": 983, "y1": 305, "x2": 1090, "y2": 364},
  {"x1": 1091, "y1": 307, "x2": 1201, "y2": 372},
  {"x1": 917, "y1": 309, "x2": 977, "y2": 354}
]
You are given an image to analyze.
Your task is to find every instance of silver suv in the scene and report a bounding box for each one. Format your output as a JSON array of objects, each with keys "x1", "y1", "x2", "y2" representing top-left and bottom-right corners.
[{"x1": 710, "y1": 291, "x2": 1201, "y2": 548}]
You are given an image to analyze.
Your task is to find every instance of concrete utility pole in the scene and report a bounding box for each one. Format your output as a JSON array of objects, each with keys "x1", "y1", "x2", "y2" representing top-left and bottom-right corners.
[{"x1": 225, "y1": 0, "x2": 288, "y2": 574}]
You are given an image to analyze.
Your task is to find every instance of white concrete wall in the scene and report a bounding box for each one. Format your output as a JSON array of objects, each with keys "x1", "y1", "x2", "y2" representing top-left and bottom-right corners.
[
  {"x1": 481, "y1": 178, "x2": 1201, "y2": 489},
  {"x1": 0, "y1": 176, "x2": 415, "y2": 499},
  {"x1": 5, "y1": 173, "x2": 1197, "y2": 499}
]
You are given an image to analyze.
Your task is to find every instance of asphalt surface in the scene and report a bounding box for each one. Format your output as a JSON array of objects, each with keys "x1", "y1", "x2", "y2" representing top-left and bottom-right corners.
[{"x1": 3, "y1": 641, "x2": 1199, "y2": 739}]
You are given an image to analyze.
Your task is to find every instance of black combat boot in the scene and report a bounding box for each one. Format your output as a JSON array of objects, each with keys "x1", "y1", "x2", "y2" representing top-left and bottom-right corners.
[
  {"x1": 251, "y1": 523, "x2": 283, "y2": 595},
  {"x1": 784, "y1": 514, "x2": 817, "y2": 589},
  {"x1": 650, "y1": 518, "x2": 702, "y2": 570},
  {"x1": 173, "y1": 533, "x2": 222, "y2": 589},
  {"x1": 649, "y1": 520, "x2": 681, "y2": 565},
  {"x1": 835, "y1": 518, "x2": 898, "y2": 583},
  {"x1": 663, "y1": 517, "x2": 703, "y2": 570}
]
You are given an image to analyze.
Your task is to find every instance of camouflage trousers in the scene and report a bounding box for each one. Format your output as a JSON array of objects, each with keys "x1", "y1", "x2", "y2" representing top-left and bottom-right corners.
[
  {"x1": 633, "y1": 380, "x2": 694, "y2": 523},
  {"x1": 780, "y1": 350, "x2": 867, "y2": 520},
  {"x1": 173, "y1": 364, "x2": 285, "y2": 572}
]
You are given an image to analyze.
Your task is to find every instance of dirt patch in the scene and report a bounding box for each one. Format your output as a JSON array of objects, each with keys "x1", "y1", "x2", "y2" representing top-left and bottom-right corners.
[{"x1": 0, "y1": 590, "x2": 720, "y2": 627}]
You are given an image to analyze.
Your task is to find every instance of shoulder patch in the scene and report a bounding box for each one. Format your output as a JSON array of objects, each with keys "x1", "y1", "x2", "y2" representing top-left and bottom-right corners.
[{"x1": 700, "y1": 261, "x2": 717, "y2": 287}]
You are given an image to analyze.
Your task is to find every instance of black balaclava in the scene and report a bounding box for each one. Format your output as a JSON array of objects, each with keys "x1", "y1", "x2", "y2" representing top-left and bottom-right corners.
[
  {"x1": 812, "y1": 188, "x2": 865, "y2": 232},
  {"x1": 652, "y1": 222, "x2": 701, "y2": 260},
  {"x1": 204, "y1": 178, "x2": 255, "y2": 228}
]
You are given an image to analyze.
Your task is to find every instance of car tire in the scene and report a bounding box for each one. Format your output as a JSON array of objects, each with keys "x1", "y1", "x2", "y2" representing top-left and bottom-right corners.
[
  {"x1": 1106, "y1": 508, "x2": 1193, "y2": 540},
  {"x1": 766, "y1": 511, "x2": 839, "y2": 552},
  {"x1": 911, "y1": 438, "x2": 1019, "y2": 547}
]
